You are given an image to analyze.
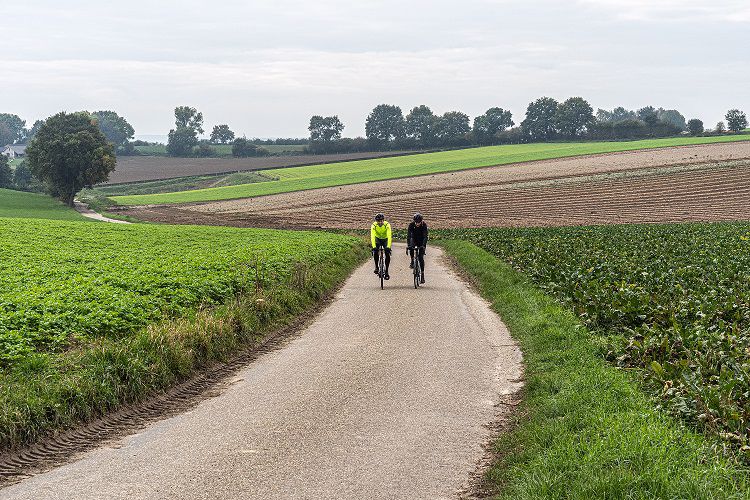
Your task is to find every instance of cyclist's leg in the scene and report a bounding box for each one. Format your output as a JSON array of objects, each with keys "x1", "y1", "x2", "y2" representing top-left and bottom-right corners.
[
  {"x1": 373, "y1": 240, "x2": 381, "y2": 272},
  {"x1": 384, "y1": 246, "x2": 391, "y2": 273},
  {"x1": 408, "y1": 247, "x2": 415, "y2": 268},
  {"x1": 418, "y1": 247, "x2": 426, "y2": 272}
]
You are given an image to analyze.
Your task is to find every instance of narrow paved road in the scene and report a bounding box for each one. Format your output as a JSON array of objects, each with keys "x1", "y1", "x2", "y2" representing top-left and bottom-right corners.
[{"x1": 3, "y1": 244, "x2": 522, "y2": 500}]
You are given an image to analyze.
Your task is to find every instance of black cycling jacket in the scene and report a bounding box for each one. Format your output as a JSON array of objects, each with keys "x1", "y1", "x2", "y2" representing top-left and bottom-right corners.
[{"x1": 407, "y1": 221, "x2": 429, "y2": 247}]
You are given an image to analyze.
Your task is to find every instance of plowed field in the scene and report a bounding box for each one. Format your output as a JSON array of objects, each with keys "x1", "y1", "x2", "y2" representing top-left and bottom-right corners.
[{"x1": 118, "y1": 142, "x2": 750, "y2": 229}]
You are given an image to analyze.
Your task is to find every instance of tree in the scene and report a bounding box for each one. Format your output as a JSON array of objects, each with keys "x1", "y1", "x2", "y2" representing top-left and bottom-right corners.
[
  {"x1": 405, "y1": 105, "x2": 438, "y2": 148},
  {"x1": 637, "y1": 106, "x2": 659, "y2": 126},
  {"x1": 232, "y1": 137, "x2": 269, "y2": 157},
  {"x1": 555, "y1": 97, "x2": 594, "y2": 138},
  {"x1": 0, "y1": 155, "x2": 12, "y2": 189},
  {"x1": 656, "y1": 109, "x2": 686, "y2": 131},
  {"x1": 26, "y1": 112, "x2": 116, "y2": 206},
  {"x1": 521, "y1": 97, "x2": 559, "y2": 141},
  {"x1": 174, "y1": 106, "x2": 204, "y2": 134},
  {"x1": 687, "y1": 119, "x2": 704, "y2": 135},
  {"x1": 472, "y1": 107, "x2": 514, "y2": 145},
  {"x1": 91, "y1": 110, "x2": 135, "y2": 149},
  {"x1": 167, "y1": 106, "x2": 203, "y2": 156},
  {"x1": 596, "y1": 107, "x2": 636, "y2": 123},
  {"x1": 434, "y1": 111, "x2": 471, "y2": 147},
  {"x1": 210, "y1": 124, "x2": 235, "y2": 144},
  {"x1": 308, "y1": 115, "x2": 344, "y2": 142},
  {"x1": 365, "y1": 104, "x2": 405, "y2": 150},
  {"x1": 13, "y1": 162, "x2": 33, "y2": 191},
  {"x1": 725, "y1": 109, "x2": 748, "y2": 133},
  {"x1": 0, "y1": 113, "x2": 26, "y2": 144}
]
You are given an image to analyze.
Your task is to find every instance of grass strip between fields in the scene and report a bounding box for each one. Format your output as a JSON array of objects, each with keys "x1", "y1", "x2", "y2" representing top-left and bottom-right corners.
[
  {"x1": 439, "y1": 240, "x2": 750, "y2": 499},
  {"x1": 0, "y1": 241, "x2": 369, "y2": 450},
  {"x1": 112, "y1": 135, "x2": 750, "y2": 205}
]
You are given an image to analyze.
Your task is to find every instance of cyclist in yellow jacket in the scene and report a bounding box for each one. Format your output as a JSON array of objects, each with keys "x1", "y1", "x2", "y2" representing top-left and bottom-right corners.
[{"x1": 371, "y1": 213, "x2": 392, "y2": 280}]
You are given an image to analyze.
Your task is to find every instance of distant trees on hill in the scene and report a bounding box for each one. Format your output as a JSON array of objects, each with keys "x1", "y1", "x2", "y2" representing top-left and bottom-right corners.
[{"x1": 726, "y1": 109, "x2": 748, "y2": 133}]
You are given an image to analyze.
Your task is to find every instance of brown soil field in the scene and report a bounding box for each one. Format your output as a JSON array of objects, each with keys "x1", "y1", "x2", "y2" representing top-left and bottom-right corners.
[
  {"x1": 118, "y1": 142, "x2": 750, "y2": 229},
  {"x1": 107, "y1": 151, "x2": 414, "y2": 184}
]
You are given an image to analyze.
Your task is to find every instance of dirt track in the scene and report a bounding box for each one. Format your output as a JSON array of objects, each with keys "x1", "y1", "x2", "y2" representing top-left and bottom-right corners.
[
  {"x1": 2, "y1": 245, "x2": 522, "y2": 500},
  {"x1": 119, "y1": 142, "x2": 750, "y2": 229}
]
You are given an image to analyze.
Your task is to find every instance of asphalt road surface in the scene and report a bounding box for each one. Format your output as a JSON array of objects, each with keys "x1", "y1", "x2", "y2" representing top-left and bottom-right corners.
[{"x1": 3, "y1": 244, "x2": 523, "y2": 500}]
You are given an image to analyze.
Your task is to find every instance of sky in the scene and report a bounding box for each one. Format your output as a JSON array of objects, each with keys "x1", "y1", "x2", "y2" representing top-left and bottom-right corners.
[{"x1": 1, "y1": 0, "x2": 748, "y2": 139}]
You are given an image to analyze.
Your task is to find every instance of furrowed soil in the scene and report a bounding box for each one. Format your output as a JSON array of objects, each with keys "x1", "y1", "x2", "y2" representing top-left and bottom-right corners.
[
  {"x1": 107, "y1": 151, "x2": 414, "y2": 184},
  {"x1": 119, "y1": 142, "x2": 750, "y2": 229}
]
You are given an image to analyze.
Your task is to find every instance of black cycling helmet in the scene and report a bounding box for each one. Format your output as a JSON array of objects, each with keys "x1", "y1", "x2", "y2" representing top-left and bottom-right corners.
[
  {"x1": 375, "y1": 213, "x2": 385, "y2": 221},
  {"x1": 413, "y1": 213, "x2": 423, "y2": 223}
]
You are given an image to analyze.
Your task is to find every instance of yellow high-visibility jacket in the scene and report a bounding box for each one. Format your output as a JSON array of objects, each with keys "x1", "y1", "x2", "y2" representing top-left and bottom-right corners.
[{"x1": 371, "y1": 221, "x2": 392, "y2": 248}]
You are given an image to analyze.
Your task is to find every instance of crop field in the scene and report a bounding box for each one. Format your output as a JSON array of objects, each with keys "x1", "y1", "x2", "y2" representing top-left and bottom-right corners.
[
  {"x1": 0, "y1": 188, "x2": 85, "y2": 221},
  {"x1": 120, "y1": 142, "x2": 750, "y2": 229},
  {"x1": 441, "y1": 223, "x2": 750, "y2": 450},
  {"x1": 107, "y1": 151, "x2": 410, "y2": 184},
  {"x1": 111, "y1": 135, "x2": 750, "y2": 205},
  {"x1": 0, "y1": 218, "x2": 358, "y2": 364},
  {"x1": 89, "y1": 171, "x2": 276, "y2": 197}
]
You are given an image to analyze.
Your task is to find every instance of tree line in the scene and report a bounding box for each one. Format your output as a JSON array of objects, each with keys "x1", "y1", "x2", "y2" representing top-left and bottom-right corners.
[{"x1": 306, "y1": 99, "x2": 748, "y2": 153}]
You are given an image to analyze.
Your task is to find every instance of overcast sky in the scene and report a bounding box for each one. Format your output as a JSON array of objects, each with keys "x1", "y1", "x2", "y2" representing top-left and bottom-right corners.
[{"x1": 1, "y1": 0, "x2": 748, "y2": 139}]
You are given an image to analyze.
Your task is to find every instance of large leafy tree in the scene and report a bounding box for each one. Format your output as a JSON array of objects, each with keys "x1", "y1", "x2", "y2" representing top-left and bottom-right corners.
[
  {"x1": 521, "y1": 97, "x2": 559, "y2": 141},
  {"x1": 308, "y1": 115, "x2": 344, "y2": 142},
  {"x1": 596, "y1": 107, "x2": 636, "y2": 123},
  {"x1": 725, "y1": 109, "x2": 748, "y2": 133},
  {"x1": 91, "y1": 110, "x2": 135, "y2": 148},
  {"x1": 167, "y1": 106, "x2": 203, "y2": 156},
  {"x1": 687, "y1": 118, "x2": 704, "y2": 136},
  {"x1": 365, "y1": 104, "x2": 405, "y2": 150},
  {"x1": 473, "y1": 107, "x2": 514, "y2": 145},
  {"x1": 656, "y1": 109, "x2": 687, "y2": 131},
  {"x1": 555, "y1": 97, "x2": 594, "y2": 138},
  {"x1": 210, "y1": 124, "x2": 235, "y2": 144},
  {"x1": 26, "y1": 112, "x2": 116, "y2": 206},
  {"x1": 405, "y1": 105, "x2": 438, "y2": 148},
  {"x1": 434, "y1": 111, "x2": 471, "y2": 147},
  {"x1": 0, "y1": 113, "x2": 26, "y2": 144},
  {"x1": 23, "y1": 120, "x2": 45, "y2": 144}
]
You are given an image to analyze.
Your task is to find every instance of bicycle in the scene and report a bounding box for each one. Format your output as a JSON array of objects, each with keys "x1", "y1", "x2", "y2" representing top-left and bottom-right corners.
[
  {"x1": 409, "y1": 246, "x2": 425, "y2": 289},
  {"x1": 377, "y1": 246, "x2": 386, "y2": 290}
]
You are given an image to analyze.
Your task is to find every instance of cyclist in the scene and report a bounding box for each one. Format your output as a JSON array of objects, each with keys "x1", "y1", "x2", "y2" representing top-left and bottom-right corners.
[
  {"x1": 407, "y1": 213, "x2": 428, "y2": 284},
  {"x1": 371, "y1": 213, "x2": 392, "y2": 280}
]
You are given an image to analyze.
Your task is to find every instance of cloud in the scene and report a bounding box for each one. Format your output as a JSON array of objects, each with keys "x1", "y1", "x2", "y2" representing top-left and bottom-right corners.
[{"x1": 578, "y1": 0, "x2": 750, "y2": 22}]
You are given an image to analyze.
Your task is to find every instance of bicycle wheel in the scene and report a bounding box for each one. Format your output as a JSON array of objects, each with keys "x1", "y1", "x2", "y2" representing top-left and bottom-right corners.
[
  {"x1": 414, "y1": 261, "x2": 419, "y2": 289},
  {"x1": 379, "y1": 251, "x2": 385, "y2": 290}
]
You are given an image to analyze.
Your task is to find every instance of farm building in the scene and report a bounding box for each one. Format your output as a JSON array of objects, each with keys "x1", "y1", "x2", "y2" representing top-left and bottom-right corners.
[{"x1": 1, "y1": 145, "x2": 26, "y2": 159}]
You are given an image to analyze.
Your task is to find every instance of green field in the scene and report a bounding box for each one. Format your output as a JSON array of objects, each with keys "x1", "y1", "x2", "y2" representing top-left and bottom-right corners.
[
  {"x1": 442, "y1": 223, "x2": 750, "y2": 453},
  {"x1": 89, "y1": 171, "x2": 277, "y2": 197},
  {"x1": 441, "y1": 240, "x2": 750, "y2": 498},
  {"x1": 0, "y1": 188, "x2": 85, "y2": 220},
  {"x1": 133, "y1": 143, "x2": 306, "y2": 156},
  {"x1": 0, "y1": 215, "x2": 364, "y2": 447},
  {"x1": 115, "y1": 134, "x2": 750, "y2": 205}
]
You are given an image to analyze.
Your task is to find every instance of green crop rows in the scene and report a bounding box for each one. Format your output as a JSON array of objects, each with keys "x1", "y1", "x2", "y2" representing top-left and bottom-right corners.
[
  {"x1": 0, "y1": 217, "x2": 357, "y2": 364},
  {"x1": 443, "y1": 223, "x2": 750, "y2": 452},
  {"x1": 113, "y1": 135, "x2": 750, "y2": 205}
]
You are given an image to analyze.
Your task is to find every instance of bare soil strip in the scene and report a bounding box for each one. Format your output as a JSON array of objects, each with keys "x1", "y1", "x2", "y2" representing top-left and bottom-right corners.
[
  {"x1": 2, "y1": 246, "x2": 522, "y2": 500},
  {"x1": 118, "y1": 142, "x2": 750, "y2": 229}
]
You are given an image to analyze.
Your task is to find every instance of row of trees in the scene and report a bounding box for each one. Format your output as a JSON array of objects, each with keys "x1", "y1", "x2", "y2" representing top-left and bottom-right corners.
[{"x1": 307, "y1": 100, "x2": 748, "y2": 152}]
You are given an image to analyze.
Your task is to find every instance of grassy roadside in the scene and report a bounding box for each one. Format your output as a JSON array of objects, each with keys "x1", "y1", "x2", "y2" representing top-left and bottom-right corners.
[
  {"x1": 0, "y1": 240, "x2": 369, "y2": 450},
  {"x1": 439, "y1": 240, "x2": 750, "y2": 499},
  {"x1": 113, "y1": 134, "x2": 750, "y2": 205}
]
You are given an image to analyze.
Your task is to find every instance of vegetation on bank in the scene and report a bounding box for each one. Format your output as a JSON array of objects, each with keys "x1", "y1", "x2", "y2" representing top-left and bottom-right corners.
[
  {"x1": 113, "y1": 134, "x2": 750, "y2": 205},
  {"x1": 440, "y1": 240, "x2": 750, "y2": 499},
  {"x1": 0, "y1": 218, "x2": 367, "y2": 448},
  {"x1": 440, "y1": 223, "x2": 750, "y2": 454}
]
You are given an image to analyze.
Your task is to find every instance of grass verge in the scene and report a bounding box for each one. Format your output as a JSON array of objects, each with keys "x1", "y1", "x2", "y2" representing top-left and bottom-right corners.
[
  {"x1": 0, "y1": 188, "x2": 85, "y2": 221},
  {"x1": 0, "y1": 240, "x2": 369, "y2": 450},
  {"x1": 113, "y1": 134, "x2": 750, "y2": 205},
  {"x1": 439, "y1": 239, "x2": 750, "y2": 499}
]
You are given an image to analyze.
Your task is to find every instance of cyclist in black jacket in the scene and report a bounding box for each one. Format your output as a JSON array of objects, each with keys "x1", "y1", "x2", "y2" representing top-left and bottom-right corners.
[{"x1": 407, "y1": 213, "x2": 428, "y2": 284}]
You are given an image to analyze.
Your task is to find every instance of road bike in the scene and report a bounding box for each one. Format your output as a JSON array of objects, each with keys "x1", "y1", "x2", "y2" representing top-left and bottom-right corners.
[
  {"x1": 409, "y1": 246, "x2": 425, "y2": 289},
  {"x1": 377, "y1": 246, "x2": 386, "y2": 290}
]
